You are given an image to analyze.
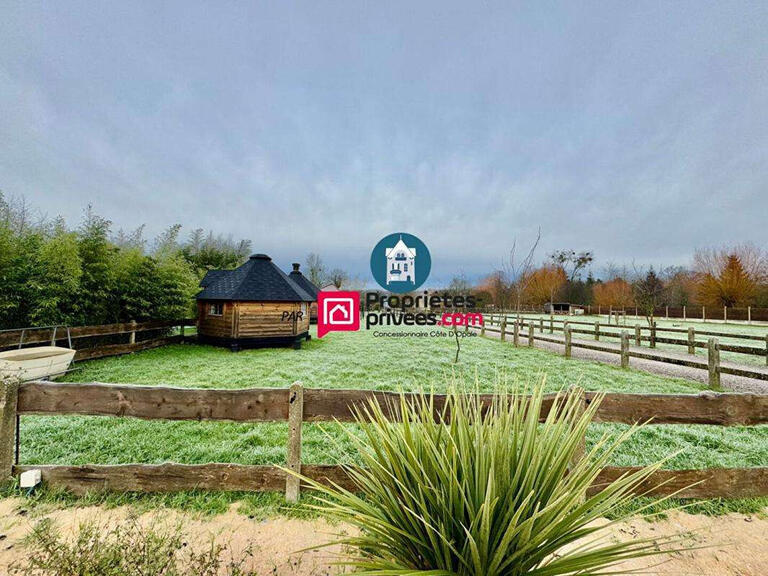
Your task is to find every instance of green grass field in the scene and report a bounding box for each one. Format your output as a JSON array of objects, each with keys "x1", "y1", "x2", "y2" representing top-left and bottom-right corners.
[{"x1": 9, "y1": 325, "x2": 768, "y2": 516}]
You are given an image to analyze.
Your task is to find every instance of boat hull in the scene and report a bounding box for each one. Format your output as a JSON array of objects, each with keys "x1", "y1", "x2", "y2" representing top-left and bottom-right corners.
[{"x1": 0, "y1": 346, "x2": 76, "y2": 382}]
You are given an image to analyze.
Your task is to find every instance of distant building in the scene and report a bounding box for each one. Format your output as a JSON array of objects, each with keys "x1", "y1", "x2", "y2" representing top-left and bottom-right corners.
[
  {"x1": 288, "y1": 263, "x2": 320, "y2": 323},
  {"x1": 544, "y1": 302, "x2": 584, "y2": 315},
  {"x1": 197, "y1": 254, "x2": 314, "y2": 350},
  {"x1": 385, "y1": 236, "x2": 416, "y2": 285}
]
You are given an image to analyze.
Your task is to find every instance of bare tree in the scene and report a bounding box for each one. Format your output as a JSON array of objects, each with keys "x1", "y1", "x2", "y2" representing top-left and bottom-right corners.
[
  {"x1": 549, "y1": 249, "x2": 594, "y2": 282},
  {"x1": 305, "y1": 253, "x2": 327, "y2": 287},
  {"x1": 447, "y1": 273, "x2": 471, "y2": 295},
  {"x1": 328, "y1": 267, "x2": 349, "y2": 289},
  {"x1": 502, "y1": 228, "x2": 541, "y2": 313}
]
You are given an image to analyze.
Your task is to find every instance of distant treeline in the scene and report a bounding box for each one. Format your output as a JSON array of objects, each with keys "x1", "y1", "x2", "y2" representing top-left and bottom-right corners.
[
  {"x1": 0, "y1": 193, "x2": 251, "y2": 329},
  {"x1": 475, "y1": 246, "x2": 768, "y2": 313}
]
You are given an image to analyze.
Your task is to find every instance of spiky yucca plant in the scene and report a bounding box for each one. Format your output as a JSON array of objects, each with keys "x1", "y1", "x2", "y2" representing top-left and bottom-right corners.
[{"x1": 294, "y1": 384, "x2": 683, "y2": 575}]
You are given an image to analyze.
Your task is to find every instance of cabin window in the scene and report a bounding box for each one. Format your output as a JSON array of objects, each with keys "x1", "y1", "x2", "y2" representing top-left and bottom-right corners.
[{"x1": 209, "y1": 303, "x2": 224, "y2": 316}]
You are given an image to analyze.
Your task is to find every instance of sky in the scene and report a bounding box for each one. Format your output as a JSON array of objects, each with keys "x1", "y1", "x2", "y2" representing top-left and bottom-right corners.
[{"x1": 1, "y1": 1, "x2": 767, "y2": 286}]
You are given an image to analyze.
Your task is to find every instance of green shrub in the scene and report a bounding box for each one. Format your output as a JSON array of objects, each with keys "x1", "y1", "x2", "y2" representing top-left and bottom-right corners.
[
  {"x1": 11, "y1": 516, "x2": 256, "y2": 576},
  {"x1": 295, "y1": 384, "x2": 685, "y2": 575}
]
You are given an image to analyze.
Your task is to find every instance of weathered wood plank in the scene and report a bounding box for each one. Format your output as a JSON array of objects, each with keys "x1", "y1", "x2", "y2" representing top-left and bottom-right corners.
[
  {"x1": 14, "y1": 464, "x2": 768, "y2": 499},
  {"x1": 285, "y1": 382, "x2": 303, "y2": 502},
  {"x1": 0, "y1": 319, "x2": 195, "y2": 349},
  {"x1": 589, "y1": 392, "x2": 768, "y2": 426},
  {"x1": 74, "y1": 336, "x2": 183, "y2": 361},
  {"x1": 18, "y1": 382, "x2": 290, "y2": 421},
  {"x1": 589, "y1": 467, "x2": 768, "y2": 499},
  {"x1": 0, "y1": 381, "x2": 19, "y2": 485},
  {"x1": 17, "y1": 383, "x2": 768, "y2": 426}
]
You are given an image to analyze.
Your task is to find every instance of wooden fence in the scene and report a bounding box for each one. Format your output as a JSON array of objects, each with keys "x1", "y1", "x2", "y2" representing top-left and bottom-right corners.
[
  {"x1": 1, "y1": 381, "x2": 767, "y2": 502},
  {"x1": 497, "y1": 305, "x2": 768, "y2": 323},
  {"x1": 481, "y1": 315, "x2": 768, "y2": 383},
  {"x1": 0, "y1": 319, "x2": 197, "y2": 361}
]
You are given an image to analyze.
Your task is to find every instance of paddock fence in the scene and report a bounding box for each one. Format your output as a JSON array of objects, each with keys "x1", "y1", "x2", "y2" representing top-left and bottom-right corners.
[
  {"x1": 488, "y1": 305, "x2": 768, "y2": 323},
  {"x1": 478, "y1": 315, "x2": 768, "y2": 384},
  {"x1": 0, "y1": 319, "x2": 197, "y2": 361},
  {"x1": 1, "y1": 381, "x2": 767, "y2": 502}
]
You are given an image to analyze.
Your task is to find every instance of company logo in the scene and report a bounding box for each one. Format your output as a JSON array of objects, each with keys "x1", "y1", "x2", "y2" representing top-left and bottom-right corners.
[
  {"x1": 370, "y1": 233, "x2": 431, "y2": 293},
  {"x1": 317, "y1": 291, "x2": 360, "y2": 338}
]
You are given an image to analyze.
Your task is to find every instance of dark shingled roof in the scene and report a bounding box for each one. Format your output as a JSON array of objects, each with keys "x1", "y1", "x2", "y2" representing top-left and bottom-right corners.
[
  {"x1": 197, "y1": 254, "x2": 314, "y2": 302},
  {"x1": 199, "y1": 269, "x2": 229, "y2": 288},
  {"x1": 288, "y1": 263, "x2": 319, "y2": 300}
]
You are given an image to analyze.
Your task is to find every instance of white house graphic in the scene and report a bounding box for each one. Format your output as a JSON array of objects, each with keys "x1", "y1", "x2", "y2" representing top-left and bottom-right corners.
[{"x1": 385, "y1": 236, "x2": 416, "y2": 285}]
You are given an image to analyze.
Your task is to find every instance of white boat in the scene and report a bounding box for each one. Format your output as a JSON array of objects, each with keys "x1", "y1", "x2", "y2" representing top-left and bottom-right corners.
[{"x1": 0, "y1": 346, "x2": 76, "y2": 382}]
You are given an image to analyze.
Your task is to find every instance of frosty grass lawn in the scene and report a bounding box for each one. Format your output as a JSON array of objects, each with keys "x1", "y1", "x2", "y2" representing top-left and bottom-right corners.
[{"x1": 13, "y1": 325, "x2": 768, "y2": 516}]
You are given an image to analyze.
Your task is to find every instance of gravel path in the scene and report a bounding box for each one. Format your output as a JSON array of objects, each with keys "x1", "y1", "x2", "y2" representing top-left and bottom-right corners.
[{"x1": 472, "y1": 326, "x2": 768, "y2": 394}]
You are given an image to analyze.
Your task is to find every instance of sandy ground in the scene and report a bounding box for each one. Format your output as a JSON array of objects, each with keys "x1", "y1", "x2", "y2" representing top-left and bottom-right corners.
[
  {"x1": 1, "y1": 498, "x2": 767, "y2": 575},
  {"x1": 472, "y1": 326, "x2": 768, "y2": 394}
]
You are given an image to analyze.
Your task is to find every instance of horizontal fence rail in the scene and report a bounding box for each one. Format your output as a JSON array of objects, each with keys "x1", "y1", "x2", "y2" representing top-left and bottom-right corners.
[
  {"x1": 2, "y1": 381, "x2": 767, "y2": 501},
  {"x1": 12, "y1": 464, "x2": 767, "y2": 500},
  {"x1": 15, "y1": 382, "x2": 768, "y2": 425},
  {"x1": 480, "y1": 318, "x2": 768, "y2": 382},
  {"x1": 488, "y1": 305, "x2": 768, "y2": 323},
  {"x1": 0, "y1": 319, "x2": 196, "y2": 361}
]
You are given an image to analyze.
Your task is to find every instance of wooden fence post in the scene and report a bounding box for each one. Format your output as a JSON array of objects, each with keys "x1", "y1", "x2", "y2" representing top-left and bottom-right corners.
[
  {"x1": 528, "y1": 322, "x2": 534, "y2": 347},
  {"x1": 683, "y1": 305, "x2": 686, "y2": 320},
  {"x1": 569, "y1": 386, "x2": 586, "y2": 472},
  {"x1": 702, "y1": 306, "x2": 706, "y2": 322},
  {"x1": 747, "y1": 306, "x2": 751, "y2": 324},
  {"x1": 0, "y1": 380, "x2": 19, "y2": 487},
  {"x1": 665, "y1": 306, "x2": 669, "y2": 319},
  {"x1": 513, "y1": 321, "x2": 519, "y2": 347},
  {"x1": 129, "y1": 320, "x2": 137, "y2": 345},
  {"x1": 650, "y1": 321, "x2": 656, "y2": 349},
  {"x1": 707, "y1": 339, "x2": 721, "y2": 390},
  {"x1": 634, "y1": 324, "x2": 641, "y2": 346},
  {"x1": 594, "y1": 321, "x2": 600, "y2": 341},
  {"x1": 687, "y1": 327, "x2": 695, "y2": 355},
  {"x1": 620, "y1": 331, "x2": 629, "y2": 369},
  {"x1": 480, "y1": 318, "x2": 486, "y2": 336},
  {"x1": 180, "y1": 321, "x2": 185, "y2": 342},
  {"x1": 539, "y1": 318, "x2": 544, "y2": 333},
  {"x1": 564, "y1": 324, "x2": 572, "y2": 359},
  {"x1": 285, "y1": 382, "x2": 304, "y2": 503},
  {"x1": 549, "y1": 315, "x2": 554, "y2": 334},
  {"x1": 500, "y1": 319, "x2": 507, "y2": 342},
  {"x1": 724, "y1": 306, "x2": 727, "y2": 323}
]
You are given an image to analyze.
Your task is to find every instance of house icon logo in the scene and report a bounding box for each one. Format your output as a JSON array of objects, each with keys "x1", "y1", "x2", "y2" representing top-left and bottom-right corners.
[
  {"x1": 371, "y1": 232, "x2": 431, "y2": 293},
  {"x1": 385, "y1": 236, "x2": 416, "y2": 285},
  {"x1": 317, "y1": 291, "x2": 360, "y2": 338}
]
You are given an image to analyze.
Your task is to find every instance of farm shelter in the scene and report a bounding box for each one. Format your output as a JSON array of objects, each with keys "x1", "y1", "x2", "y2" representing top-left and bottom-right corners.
[
  {"x1": 545, "y1": 302, "x2": 582, "y2": 315},
  {"x1": 288, "y1": 263, "x2": 320, "y2": 323},
  {"x1": 197, "y1": 254, "x2": 314, "y2": 350}
]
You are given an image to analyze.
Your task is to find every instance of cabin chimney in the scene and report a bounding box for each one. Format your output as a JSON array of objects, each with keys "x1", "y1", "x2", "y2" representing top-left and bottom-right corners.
[{"x1": 292, "y1": 263, "x2": 300, "y2": 272}]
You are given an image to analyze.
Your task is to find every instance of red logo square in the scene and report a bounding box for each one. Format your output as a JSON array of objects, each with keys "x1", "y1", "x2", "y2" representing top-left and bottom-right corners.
[{"x1": 317, "y1": 291, "x2": 360, "y2": 338}]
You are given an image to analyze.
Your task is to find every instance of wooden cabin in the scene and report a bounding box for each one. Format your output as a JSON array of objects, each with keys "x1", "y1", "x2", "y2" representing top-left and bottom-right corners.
[
  {"x1": 197, "y1": 254, "x2": 314, "y2": 350},
  {"x1": 288, "y1": 263, "x2": 320, "y2": 323}
]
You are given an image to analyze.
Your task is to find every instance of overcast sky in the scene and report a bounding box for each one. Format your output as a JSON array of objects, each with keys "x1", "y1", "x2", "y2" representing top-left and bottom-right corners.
[{"x1": 1, "y1": 1, "x2": 767, "y2": 285}]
